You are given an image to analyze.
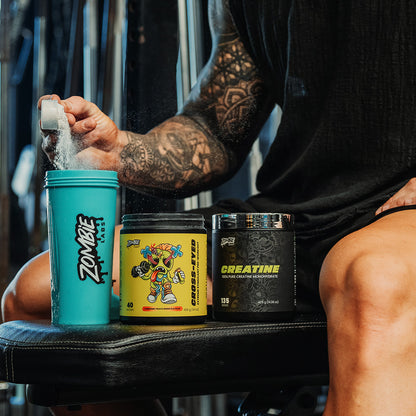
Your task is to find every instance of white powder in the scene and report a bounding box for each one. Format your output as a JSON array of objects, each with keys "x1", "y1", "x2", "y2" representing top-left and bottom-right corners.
[{"x1": 52, "y1": 103, "x2": 97, "y2": 170}]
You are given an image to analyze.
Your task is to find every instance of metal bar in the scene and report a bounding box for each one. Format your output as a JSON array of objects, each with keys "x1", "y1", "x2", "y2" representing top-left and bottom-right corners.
[
  {"x1": 96, "y1": 0, "x2": 110, "y2": 110},
  {"x1": 187, "y1": 0, "x2": 212, "y2": 207},
  {"x1": 65, "y1": 0, "x2": 80, "y2": 97},
  {"x1": 109, "y1": 0, "x2": 126, "y2": 127},
  {"x1": 0, "y1": 0, "x2": 11, "y2": 298},
  {"x1": 177, "y1": 0, "x2": 199, "y2": 210},
  {"x1": 103, "y1": 0, "x2": 126, "y2": 222},
  {"x1": 177, "y1": 0, "x2": 213, "y2": 209},
  {"x1": 186, "y1": 0, "x2": 204, "y2": 87},
  {"x1": 30, "y1": 0, "x2": 47, "y2": 254},
  {"x1": 177, "y1": 0, "x2": 191, "y2": 106},
  {"x1": 83, "y1": 0, "x2": 99, "y2": 102}
]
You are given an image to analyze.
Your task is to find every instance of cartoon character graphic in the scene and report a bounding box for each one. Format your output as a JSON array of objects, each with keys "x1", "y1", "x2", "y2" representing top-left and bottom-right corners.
[{"x1": 131, "y1": 243, "x2": 185, "y2": 304}]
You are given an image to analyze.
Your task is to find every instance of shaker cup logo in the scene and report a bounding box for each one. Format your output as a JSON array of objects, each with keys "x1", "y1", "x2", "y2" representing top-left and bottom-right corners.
[{"x1": 75, "y1": 213, "x2": 108, "y2": 284}]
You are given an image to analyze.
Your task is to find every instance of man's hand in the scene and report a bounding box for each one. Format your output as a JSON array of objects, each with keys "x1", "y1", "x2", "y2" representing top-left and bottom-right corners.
[
  {"x1": 38, "y1": 94, "x2": 127, "y2": 171},
  {"x1": 376, "y1": 178, "x2": 416, "y2": 215}
]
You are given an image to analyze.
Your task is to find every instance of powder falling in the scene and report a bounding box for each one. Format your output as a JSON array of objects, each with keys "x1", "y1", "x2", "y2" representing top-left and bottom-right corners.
[{"x1": 50, "y1": 103, "x2": 96, "y2": 170}]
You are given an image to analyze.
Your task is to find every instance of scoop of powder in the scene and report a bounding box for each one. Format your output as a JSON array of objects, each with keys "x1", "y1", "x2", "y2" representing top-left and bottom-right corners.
[
  {"x1": 41, "y1": 100, "x2": 96, "y2": 170},
  {"x1": 54, "y1": 103, "x2": 79, "y2": 170}
]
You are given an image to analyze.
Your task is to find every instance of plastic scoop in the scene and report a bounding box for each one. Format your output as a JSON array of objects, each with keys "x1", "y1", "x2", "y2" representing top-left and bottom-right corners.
[
  {"x1": 40, "y1": 99, "x2": 66, "y2": 130},
  {"x1": 40, "y1": 99, "x2": 76, "y2": 170}
]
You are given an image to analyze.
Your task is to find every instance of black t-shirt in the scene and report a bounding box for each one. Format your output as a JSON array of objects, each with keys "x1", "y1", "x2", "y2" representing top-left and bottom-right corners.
[{"x1": 226, "y1": 0, "x2": 416, "y2": 309}]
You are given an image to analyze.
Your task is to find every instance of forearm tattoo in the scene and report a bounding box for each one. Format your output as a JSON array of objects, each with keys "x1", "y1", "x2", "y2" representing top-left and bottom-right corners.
[{"x1": 120, "y1": 117, "x2": 227, "y2": 195}]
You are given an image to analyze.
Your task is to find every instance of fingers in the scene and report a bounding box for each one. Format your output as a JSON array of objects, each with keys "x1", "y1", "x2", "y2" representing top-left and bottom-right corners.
[
  {"x1": 38, "y1": 94, "x2": 61, "y2": 110},
  {"x1": 70, "y1": 116, "x2": 97, "y2": 135},
  {"x1": 39, "y1": 95, "x2": 100, "y2": 128},
  {"x1": 61, "y1": 97, "x2": 100, "y2": 134},
  {"x1": 375, "y1": 179, "x2": 416, "y2": 215},
  {"x1": 37, "y1": 94, "x2": 119, "y2": 170},
  {"x1": 60, "y1": 96, "x2": 101, "y2": 121},
  {"x1": 375, "y1": 200, "x2": 414, "y2": 216},
  {"x1": 375, "y1": 202, "x2": 391, "y2": 216},
  {"x1": 375, "y1": 197, "x2": 405, "y2": 216},
  {"x1": 39, "y1": 95, "x2": 98, "y2": 147}
]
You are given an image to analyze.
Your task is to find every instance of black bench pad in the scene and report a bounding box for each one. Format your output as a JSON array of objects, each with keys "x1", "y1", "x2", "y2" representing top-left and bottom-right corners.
[{"x1": 0, "y1": 314, "x2": 328, "y2": 405}]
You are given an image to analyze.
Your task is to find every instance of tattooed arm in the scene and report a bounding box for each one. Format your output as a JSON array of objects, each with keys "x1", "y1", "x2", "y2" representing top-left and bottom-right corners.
[
  {"x1": 40, "y1": 0, "x2": 274, "y2": 197},
  {"x1": 181, "y1": 0, "x2": 275, "y2": 172},
  {"x1": 119, "y1": 117, "x2": 226, "y2": 197},
  {"x1": 118, "y1": 0, "x2": 274, "y2": 196}
]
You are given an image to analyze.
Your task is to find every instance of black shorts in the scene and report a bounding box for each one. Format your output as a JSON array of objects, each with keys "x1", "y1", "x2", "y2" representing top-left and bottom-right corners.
[{"x1": 189, "y1": 198, "x2": 416, "y2": 313}]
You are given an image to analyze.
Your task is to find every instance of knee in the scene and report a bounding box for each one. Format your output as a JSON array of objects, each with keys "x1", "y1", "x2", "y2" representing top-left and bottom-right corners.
[
  {"x1": 319, "y1": 235, "x2": 413, "y2": 324},
  {"x1": 1, "y1": 276, "x2": 30, "y2": 322},
  {"x1": 1, "y1": 287, "x2": 17, "y2": 322},
  {"x1": 1, "y1": 251, "x2": 51, "y2": 322},
  {"x1": 319, "y1": 233, "x2": 416, "y2": 373}
]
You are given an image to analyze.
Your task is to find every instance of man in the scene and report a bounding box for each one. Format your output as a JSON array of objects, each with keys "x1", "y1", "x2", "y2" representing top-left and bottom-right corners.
[{"x1": 3, "y1": 0, "x2": 416, "y2": 415}]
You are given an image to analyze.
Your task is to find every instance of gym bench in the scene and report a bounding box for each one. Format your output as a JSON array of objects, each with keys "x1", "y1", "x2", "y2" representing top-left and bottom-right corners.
[{"x1": 0, "y1": 312, "x2": 328, "y2": 415}]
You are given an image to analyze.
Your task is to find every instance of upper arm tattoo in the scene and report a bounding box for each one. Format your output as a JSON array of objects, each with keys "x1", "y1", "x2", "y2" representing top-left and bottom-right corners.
[
  {"x1": 206, "y1": 40, "x2": 266, "y2": 137},
  {"x1": 181, "y1": 0, "x2": 273, "y2": 164}
]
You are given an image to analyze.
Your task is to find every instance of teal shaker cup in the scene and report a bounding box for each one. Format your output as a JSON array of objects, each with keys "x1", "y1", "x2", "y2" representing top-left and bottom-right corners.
[{"x1": 45, "y1": 170, "x2": 119, "y2": 325}]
